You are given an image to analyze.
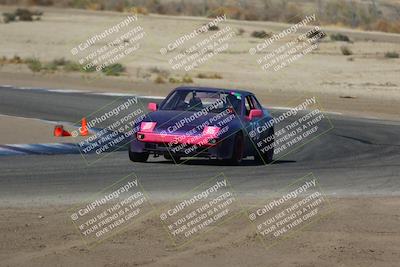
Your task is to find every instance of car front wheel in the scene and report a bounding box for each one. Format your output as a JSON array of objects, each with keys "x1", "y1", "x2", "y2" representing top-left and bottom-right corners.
[
  {"x1": 129, "y1": 149, "x2": 149, "y2": 162},
  {"x1": 226, "y1": 133, "x2": 244, "y2": 166}
]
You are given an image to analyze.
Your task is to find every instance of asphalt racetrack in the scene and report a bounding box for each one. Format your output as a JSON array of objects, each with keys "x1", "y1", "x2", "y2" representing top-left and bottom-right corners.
[{"x1": 0, "y1": 86, "x2": 399, "y2": 205}]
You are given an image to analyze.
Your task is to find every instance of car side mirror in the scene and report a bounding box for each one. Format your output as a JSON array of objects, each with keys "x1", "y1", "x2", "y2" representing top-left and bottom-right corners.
[
  {"x1": 148, "y1": 102, "x2": 157, "y2": 112},
  {"x1": 248, "y1": 109, "x2": 263, "y2": 120}
]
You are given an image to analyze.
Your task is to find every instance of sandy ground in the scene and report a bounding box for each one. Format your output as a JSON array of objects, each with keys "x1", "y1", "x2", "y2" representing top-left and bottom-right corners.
[
  {"x1": 1, "y1": 71, "x2": 400, "y2": 122},
  {"x1": 0, "y1": 114, "x2": 88, "y2": 144},
  {"x1": 0, "y1": 6, "x2": 399, "y2": 121},
  {"x1": 0, "y1": 8, "x2": 399, "y2": 267},
  {"x1": 0, "y1": 197, "x2": 399, "y2": 267}
]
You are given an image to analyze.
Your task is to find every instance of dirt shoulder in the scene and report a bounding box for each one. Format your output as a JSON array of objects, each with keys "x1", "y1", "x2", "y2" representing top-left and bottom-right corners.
[
  {"x1": 1, "y1": 70, "x2": 399, "y2": 121},
  {"x1": 0, "y1": 197, "x2": 399, "y2": 267},
  {"x1": 0, "y1": 114, "x2": 87, "y2": 144}
]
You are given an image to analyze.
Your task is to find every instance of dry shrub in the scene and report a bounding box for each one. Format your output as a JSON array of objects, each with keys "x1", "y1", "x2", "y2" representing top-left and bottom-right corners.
[
  {"x1": 251, "y1": 30, "x2": 270, "y2": 39},
  {"x1": 282, "y1": 2, "x2": 304, "y2": 23},
  {"x1": 3, "y1": 0, "x2": 400, "y2": 34},
  {"x1": 196, "y1": 73, "x2": 222, "y2": 79},
  {"x1": 237, "y1": 28, "x2": 245, "y2": 36},
  {"x1": 384, "y1": 52, "x2": 399, "y2": 58},
  {"x1": 208, "y1": 6, "x2": 242, "y2": 19},
  {"x1": 27, "y1": 0, "x2": 53, "y2": 5},
  {"x1": 374, "y1": 19, "x2": 391, "y2": 32},
  {"x1": 340, "y1": 46, "x2": 353, "y2": 56},
  {"x1": 182, "y1": 74, "x2": 193, "y2": 83},
  {"x1": 85, "y1": 3, "x2": 103, "y2": 11},
  {"x1": 128, "y1": 6, "x2": 148, "y2": 15},
  {"x1": 2, "y1": 13, "x2": 16, "y2": 23},
  {"x1": 154, "y1": 75, "x2": 166, "y2": 84},
  {"x1": 208, "y1": 24, "x2": 219, "y2": 31},
  {"x1": 168, "y1": 77, "x2": 180, "y2": 84},
  {"x1": 0, "y1": 55, "x2": 24, "y2": 64},
  {"x1": 330, "y1": 33, "x2": 350, "y2": 42},
  {"x1": 0, "y1": 56, "x2": 7, "y2": 65},
  {"x1": 25, "y1": 58, "x2": 42, "y2": 72},
  {"x1": 10, "y1": 55, "x2": 23, "y2": 64},
  {"x1": 149, "y1": 67, "x2": 169, "y2": 78},
  {"x1": 372, "y1": 19, "x2": 400, "y2": 33},
  {"x1": 168, "y1": 75, "x2": 194, "y2": 84},
  {"x1": 241, "y1": 6, "x2": 260, "y2": 21},
  {"x1": 3, "y1": 8, "x2": 43, "y2": 23}
]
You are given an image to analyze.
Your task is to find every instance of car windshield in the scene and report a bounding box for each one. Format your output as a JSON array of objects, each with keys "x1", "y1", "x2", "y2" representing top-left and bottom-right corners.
[{"x1": 159, "y1": 90, "x2": 242, "y2": 114}]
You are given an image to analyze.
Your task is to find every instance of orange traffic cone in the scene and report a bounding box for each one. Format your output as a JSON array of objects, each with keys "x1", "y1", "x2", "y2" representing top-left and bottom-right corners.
[
  {"x1": 62, "y1": 129, "x2": 72, "y2": 136},
  {"x1": 80, "y1": 117, "x2": 88, "y2": 136},
  {"x1": 54, "y1": 125, "x2": 72, "y2": 137},
  {"x1": 54, "y1": 125, "x2": 64, "y2": 137}
]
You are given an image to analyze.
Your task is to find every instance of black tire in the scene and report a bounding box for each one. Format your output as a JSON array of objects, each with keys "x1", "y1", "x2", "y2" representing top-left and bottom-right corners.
[
  {"x1": 129, "y1": 149, "x2": 149, "y2": 162},
  {"x1": 226, "y1": 133, "x2": 244, "y2": 166},
  {"x1": 255, "y1": 127, "x2": 274, "y2": 164}
]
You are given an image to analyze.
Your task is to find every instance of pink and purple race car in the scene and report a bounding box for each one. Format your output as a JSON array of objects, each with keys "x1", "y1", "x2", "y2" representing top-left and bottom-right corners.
[{"x1": 129, "y1": 87, "x2": 274, "y2": 165}]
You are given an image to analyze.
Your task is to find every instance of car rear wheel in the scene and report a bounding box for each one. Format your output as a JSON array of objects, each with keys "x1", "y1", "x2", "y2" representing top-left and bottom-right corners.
[
  {"x1": 226, "y1": 133, "x2": 244, "y2": 165},
  {"x1": 129, "y1": 149, "x2": 149, "y2": 162}
]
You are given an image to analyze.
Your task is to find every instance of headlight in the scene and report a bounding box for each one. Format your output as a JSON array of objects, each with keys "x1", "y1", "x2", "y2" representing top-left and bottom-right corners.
[
  {"x1": 140, "y1": 122, "x2": 156, "y2": 132},
  {"x1": 202, "y1": 126, "x2": 220, "y2": 137}
]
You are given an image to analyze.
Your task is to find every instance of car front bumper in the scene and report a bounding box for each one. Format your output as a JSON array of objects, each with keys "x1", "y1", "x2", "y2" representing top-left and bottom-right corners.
[{"x1": 130, "y1": 132, "x2": 235, "y2": 159}]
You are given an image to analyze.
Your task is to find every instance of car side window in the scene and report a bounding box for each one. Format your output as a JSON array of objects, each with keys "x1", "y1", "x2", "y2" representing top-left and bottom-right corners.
[
  {"x1": 175, "y1": 92, "x2": 191, "y2": 110},
  {"x1": 250, "y1": 96, "x2": 262, "y2": 110},
  {"x1": 184, "y1": 92, "x2": 193, "y2": 104},
  {"x1": 161, "y1": 91, "x2": 180, "y2": 110},
  {"x1": 245, "y1": 96, "x2": 253, "y2": 116}
]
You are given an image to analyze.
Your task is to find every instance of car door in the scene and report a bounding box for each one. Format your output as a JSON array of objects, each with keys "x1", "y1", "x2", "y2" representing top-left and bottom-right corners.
[{"x1": 243, "y1": 95, "x2": 261, "y2": 155}]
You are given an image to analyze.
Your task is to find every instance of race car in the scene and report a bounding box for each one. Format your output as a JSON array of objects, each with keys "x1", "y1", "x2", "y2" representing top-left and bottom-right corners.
[{"x1": 129, "y1": 86, "x2": 274, "y2": 165}]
